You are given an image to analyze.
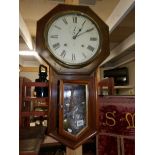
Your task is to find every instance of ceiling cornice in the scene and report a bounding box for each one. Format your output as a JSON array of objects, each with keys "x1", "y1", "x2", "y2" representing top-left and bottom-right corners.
[
  {"x1": 106, "y1": 0, "x2": 135, "y2": 33},
  {"x1": 19, "y1": 12, "x2": 34, "y2": 50}
]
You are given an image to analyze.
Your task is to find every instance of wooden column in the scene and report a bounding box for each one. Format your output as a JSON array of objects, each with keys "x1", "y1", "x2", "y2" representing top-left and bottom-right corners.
[
  {"x1": 64, "y1": 1, "x2": 81, "y2": 154},
  {"x1": 65, "y1": 0, "x2": 79, "y2": 5},
  {"x1": 66, "y1": 146, "x2": 82, "y2": 155},
  {"x1": 65, "y1": 0, "x2": 82, "y2": 155}
]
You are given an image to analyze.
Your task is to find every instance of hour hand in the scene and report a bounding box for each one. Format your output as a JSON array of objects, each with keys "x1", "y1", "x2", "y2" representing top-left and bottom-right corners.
[{"x1": 72, "y1": 26, "x2": 76, "y2": 35}]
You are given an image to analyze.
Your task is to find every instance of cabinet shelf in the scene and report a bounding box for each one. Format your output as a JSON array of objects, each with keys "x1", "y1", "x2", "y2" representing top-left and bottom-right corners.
[
  {"x1": 34, "y1": 104, "x2": 48, "y2": 108},
  {"x1": 19, "y1": 77, "x2": 49, "y2": 128},
  {"x1": 21, "y1": 111, "x2": 48, "y2": 117},
  {"x1": 24, "y1": 97, "x2": 48, "y2": 102},
  {"x1": 102, "y1": 85, "x2": 134, "y2": 89},
  {"x1": 23, "y1": 82, "x2": 49, "y2": 87}
]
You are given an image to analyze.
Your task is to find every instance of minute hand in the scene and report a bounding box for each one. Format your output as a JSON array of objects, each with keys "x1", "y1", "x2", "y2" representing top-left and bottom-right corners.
[
  {"x1": 76, "y1": 27, "x2": 94, "y2": 37},
  {"x1": 72, "y1": 20, "x2": 86, "y2": 39}
]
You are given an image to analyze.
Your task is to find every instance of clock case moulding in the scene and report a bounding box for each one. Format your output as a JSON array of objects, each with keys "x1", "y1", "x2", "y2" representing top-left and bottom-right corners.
[{"x1": 36, "y1": 4, "x2": 110, "y2": 75}]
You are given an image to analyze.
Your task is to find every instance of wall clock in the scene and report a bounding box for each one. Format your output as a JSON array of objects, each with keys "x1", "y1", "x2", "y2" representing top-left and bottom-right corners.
[
  {"x1": 36, "y1": 4, "x2": 110, "y2": 149},
  {"x1": 36, "y1": 4, "x2": 109, "y2": 74}
]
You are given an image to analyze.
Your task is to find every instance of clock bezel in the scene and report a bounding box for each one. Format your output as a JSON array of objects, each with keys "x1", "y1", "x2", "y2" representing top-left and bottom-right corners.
[{"x1": 44, "y1": 10, "x2": 103, "y2": 69}]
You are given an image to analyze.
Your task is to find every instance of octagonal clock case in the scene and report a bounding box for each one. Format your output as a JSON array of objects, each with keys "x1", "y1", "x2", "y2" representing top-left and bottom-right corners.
[
  {"x1": 36, "y1": 4, "x2": 110, "y2": 149},
  {"x1": 36, "y1": 4, "x2": 109, "y2": 74}
]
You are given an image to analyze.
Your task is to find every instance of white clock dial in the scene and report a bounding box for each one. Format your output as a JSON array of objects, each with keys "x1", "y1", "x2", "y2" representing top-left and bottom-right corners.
[{"x1": 45, "y1": 12, "x2": 101, "y2": 67}]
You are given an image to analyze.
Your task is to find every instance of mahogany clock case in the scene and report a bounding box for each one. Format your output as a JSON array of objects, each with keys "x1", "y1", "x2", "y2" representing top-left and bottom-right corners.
[
  {"x1": 36, "y1": 4, "x2": 110, "y2": 75},
  {"x1": 35, "y1": 3, "x2": 110, "y2": 149}
]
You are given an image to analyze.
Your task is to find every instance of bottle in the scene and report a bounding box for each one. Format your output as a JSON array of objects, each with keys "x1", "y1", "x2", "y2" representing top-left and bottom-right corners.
[{"x1": 35, "y1": 65, "x2": 48, "y2": 97}]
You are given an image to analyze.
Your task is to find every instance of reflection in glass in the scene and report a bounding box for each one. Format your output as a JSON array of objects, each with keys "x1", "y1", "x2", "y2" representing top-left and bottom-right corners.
[{"x1": 63, "y1": 83, "x2": 88, "y2": 135}]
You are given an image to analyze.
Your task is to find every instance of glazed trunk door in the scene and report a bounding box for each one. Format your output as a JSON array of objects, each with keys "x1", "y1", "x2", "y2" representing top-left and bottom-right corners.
[{"x1": 59, "y1": 80, "x2": 89, "y2": 141}]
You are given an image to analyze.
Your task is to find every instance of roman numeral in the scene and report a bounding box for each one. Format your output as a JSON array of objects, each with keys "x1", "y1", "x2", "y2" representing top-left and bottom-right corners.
[
  {"x1": 73, "y1": 16, "x2": 77, "y2": 23},
  {"x1": 53, "y1": 43, "x2": 60, "y2": 50},
  {"x1": 90, "y1": 37, "x2": 97, "y2": 41},
  {"x1": 54, "y1": 25, "x2": 61, "y2": 30},
  {"x1": 50, "y1": 35, "x2": 58, "y2": 38},
  {"x1": 62, "y1": 17, "x2": 68, "y2": 24},
  {"x1": 72, "y1": 53, "x2": 76, "y2": 61},
  {"x1": 60, "y1": 50, "x2": 66, "y2": 58},
  {"x1": 87, "y1": 45, "x2": 95, "y2": 52}
]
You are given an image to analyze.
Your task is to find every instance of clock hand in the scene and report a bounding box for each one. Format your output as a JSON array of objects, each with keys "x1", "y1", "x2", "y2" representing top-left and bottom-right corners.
[
  {"x1": 76, "y1": 27, "x2": 94, "y2": 38},
  {"x1": 73, "y1": 20, "x2": 86, "y2": 39},
  {"x1": 72, "y1": 26, "x2": 76, "y2": 35}
]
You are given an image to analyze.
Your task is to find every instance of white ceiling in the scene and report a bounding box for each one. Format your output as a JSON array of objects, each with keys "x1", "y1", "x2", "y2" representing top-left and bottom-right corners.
[{"x1": 19, "y1": 0, "x2": 135, "y2": 69}]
